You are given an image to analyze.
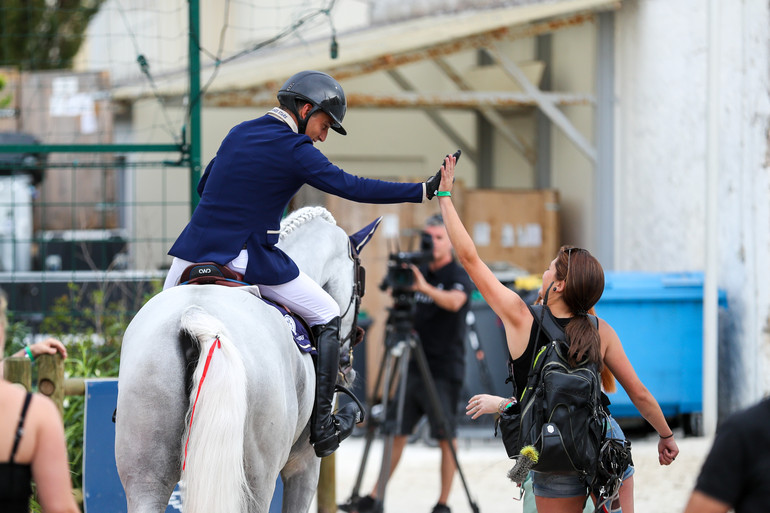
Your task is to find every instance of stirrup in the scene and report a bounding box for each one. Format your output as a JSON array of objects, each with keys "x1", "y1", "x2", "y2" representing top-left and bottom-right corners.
[{"x1": 335, "y1": 384, "x2": 366, "y2": 424}]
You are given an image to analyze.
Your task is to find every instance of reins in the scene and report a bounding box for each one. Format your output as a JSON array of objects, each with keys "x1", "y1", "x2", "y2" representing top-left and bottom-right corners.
[{"x1": 339, "y1": 240, "x2": 366, "y2": 348}]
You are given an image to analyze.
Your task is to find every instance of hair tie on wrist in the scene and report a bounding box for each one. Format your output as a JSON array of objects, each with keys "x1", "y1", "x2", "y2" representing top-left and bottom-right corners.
[
  {"x1": 659, "y1": 432, "x2": 674, "y2": 439},
  {"x1": 24, "y1": 346, "x2": 35, "y2": 362},
  {"x1": 436, "y1": 191, "x2": 451, "y2": 197}
]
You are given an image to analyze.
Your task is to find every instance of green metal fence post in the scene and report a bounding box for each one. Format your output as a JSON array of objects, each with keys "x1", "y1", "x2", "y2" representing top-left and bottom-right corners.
[{"x1": 188, "y1": 0, "x2": 202, "y2": 211}]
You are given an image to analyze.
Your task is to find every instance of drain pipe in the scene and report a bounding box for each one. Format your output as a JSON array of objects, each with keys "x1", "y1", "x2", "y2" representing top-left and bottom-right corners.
[{"x1": 703, "y1": 0, "x2": 720, "y2": 437}]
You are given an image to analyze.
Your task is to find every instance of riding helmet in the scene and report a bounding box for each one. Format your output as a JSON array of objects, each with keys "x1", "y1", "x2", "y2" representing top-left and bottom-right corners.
[{"x1": 277, "y1": 70, "x2": 347, "y2": 135}]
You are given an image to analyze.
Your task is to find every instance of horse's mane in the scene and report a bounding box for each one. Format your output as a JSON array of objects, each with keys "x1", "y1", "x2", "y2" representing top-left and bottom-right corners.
[{"x1": 279, "y1": 206, "x2": 337, "y2": 241}]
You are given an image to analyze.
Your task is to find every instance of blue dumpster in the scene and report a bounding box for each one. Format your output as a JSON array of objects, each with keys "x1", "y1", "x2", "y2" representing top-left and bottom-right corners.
[{"x1": 596, "y1": 271, "x2": 726, "y2": 427}]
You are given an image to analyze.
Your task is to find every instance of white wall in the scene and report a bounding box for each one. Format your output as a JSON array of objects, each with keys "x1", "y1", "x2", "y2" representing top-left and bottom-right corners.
[
  {"x1": 550, "y1": 21, "x2": 597, "y2": 250},
  {"x1": 615, "y1": 0, "x2": 770, "y2": 406}
]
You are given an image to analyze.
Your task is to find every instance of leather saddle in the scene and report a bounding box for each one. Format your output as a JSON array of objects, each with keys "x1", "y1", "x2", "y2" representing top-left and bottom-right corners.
[
  {"x1": 178, "y1": 262, "x2": 316, "y2": 353},
  {"x1": 179, "y1": 262, "x2": 247, "y2": 287}
]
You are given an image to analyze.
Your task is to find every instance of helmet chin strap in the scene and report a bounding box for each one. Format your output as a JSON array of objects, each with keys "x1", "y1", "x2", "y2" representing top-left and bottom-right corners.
[{"x1": 294, "y1": 100, "x2": 321, "y2": 135}]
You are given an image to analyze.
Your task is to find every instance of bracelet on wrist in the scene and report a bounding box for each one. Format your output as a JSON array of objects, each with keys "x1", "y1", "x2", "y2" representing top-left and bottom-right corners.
[
  {"x1": 24, "y1": 346, "x2": 35, "y2": 362},
  {"x1": 659, "y1": 432, "x2": 674, "y2": 439},
  {"x1": 498, "y1": 397, "x2": 516, "y2": 414},
  {"x1": 435, "y1": 190, "x2": 451, "y2": 197}
]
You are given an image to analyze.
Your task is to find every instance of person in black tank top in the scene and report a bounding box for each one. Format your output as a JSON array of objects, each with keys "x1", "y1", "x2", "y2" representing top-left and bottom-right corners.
[
  {"x1": 1, "y1": 288, "x2": 80, "y2": 513},
  {"x1": 434, "y1": 156, "x2": 679, "y2": 513},
  {"x1": 0, "y1": 393, "x2": 33, "y2": 511}
]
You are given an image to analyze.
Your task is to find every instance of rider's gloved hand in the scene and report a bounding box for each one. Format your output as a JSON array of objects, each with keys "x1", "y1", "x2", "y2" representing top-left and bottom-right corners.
[{"x1": 425, "y1": 169, "x2": 442, "y2": 200}]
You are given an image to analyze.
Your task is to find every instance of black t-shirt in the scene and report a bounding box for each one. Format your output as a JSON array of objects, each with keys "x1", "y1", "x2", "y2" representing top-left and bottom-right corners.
[
  {"x1": 411, "y1": 260, "x2": 472, "y2": 383},
  {"x1": 694, "y1": 397, "x2": 770, "y2": 513}
]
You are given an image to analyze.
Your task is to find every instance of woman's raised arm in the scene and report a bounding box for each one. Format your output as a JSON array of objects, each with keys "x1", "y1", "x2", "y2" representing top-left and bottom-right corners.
[{"x1": 436, "y1": 155, "x2": 532, "y2": 359}]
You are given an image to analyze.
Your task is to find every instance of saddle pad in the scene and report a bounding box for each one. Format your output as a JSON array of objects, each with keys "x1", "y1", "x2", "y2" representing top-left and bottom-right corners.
[{"x1": 260, "y1": 298, "x2": 316, "y2": 355}]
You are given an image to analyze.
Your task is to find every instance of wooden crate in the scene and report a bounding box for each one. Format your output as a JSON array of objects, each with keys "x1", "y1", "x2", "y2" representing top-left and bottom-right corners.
[
  {"x1": 461, "y1": 188, "x2": 560, "y2": 275},
  {"x1": 19, "y1": 70, "x2": 115, "y2": 231}
]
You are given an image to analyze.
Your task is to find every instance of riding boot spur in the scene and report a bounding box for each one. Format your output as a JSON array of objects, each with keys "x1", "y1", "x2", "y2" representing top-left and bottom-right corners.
[{"x1": 310, "y1": 317, "x2": 362, "y2": 457}]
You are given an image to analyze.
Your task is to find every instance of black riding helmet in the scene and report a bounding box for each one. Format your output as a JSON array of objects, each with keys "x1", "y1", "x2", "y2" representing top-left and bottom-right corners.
[{"x1": 277, "y1": 70, "x2": 347, "y2": 136}]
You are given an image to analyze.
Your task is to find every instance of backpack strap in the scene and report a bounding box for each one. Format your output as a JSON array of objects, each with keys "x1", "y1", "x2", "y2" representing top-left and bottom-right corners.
[
  {"x1": 525, "y1": 304, "x2": 560, "y2": 385},
  {"x1": 525, "y1": 304, "x2": 599, "y2": 378},
  {"x1": 528, "y1": 304, "x2": 599, "y2": 342},
  {"x1": 528, "y1": 304, "x2": 564, "y2": 343}
]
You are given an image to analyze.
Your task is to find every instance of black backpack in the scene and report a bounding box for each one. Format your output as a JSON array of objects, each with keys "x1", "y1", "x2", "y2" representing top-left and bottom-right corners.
[{"x1": 498, "y1": 304, "x2": 607, "y2": 485}]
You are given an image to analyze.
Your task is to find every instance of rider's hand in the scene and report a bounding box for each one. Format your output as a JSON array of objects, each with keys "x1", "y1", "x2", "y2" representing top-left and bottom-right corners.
[{"x1": 425, "y1": 169, "x2": 442, "y2": 200}]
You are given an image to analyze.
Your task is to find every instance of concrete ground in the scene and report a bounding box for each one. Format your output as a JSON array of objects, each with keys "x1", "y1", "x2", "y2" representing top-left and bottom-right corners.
[{"x1": 322, "y1": 426, "x2": 713, "y2": 513}]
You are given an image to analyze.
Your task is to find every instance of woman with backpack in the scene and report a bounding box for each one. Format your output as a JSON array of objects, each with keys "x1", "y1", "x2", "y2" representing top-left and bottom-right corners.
[{"x1": 434, "y1": 154, "x2": 679, "y2": 513}]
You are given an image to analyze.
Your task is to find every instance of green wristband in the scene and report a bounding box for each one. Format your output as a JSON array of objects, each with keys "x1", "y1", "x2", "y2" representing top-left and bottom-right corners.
[
  {"x1": 436, "y1": 191, "x2": 451, "y2": 197},
  {"x1": 24, "y1": 346, "x2": 35, "y2": 362}
]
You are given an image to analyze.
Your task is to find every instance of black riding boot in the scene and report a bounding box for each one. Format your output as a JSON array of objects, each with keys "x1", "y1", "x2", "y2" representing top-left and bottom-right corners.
[{"x1": 310, "y1": 317, "x2": 362, "y2": 457}]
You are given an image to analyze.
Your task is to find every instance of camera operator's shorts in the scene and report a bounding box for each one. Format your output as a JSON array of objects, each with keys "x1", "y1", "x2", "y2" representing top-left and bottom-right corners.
[{"x1": 383, "y1": 371, "x2": 461, "y2": 440}]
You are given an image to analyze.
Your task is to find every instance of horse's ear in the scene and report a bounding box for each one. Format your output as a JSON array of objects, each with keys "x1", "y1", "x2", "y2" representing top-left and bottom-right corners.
[{"x1": 349, "y1": 216, "x2": 382, "y2": 254}]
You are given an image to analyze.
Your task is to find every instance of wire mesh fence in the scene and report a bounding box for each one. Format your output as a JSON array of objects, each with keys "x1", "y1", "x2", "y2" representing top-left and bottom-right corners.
[{"x1": 0, "y1": 0, "x2": 350, "y2": 333}]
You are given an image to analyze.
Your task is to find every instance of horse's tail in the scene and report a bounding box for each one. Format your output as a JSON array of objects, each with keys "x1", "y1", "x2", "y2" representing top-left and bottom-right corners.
[{"x1": 180, "y1": 306, "x2": 252, "y2": 513}]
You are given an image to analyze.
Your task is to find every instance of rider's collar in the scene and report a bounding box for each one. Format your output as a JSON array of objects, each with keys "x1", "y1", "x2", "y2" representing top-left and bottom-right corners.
[{"x1": 268, "y1": 107, "x2": 298, "y2": 133}]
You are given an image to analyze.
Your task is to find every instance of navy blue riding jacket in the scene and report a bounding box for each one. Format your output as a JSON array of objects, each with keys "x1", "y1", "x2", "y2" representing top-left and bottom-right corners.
[{"x1": 168, "y1": 112, "x2": 424, "y2": 285}]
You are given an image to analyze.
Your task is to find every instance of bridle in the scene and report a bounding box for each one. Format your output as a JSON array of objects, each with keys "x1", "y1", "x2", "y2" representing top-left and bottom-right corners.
[{"x1": 339, "y1": 240, "x2": 366, "y2": 350}]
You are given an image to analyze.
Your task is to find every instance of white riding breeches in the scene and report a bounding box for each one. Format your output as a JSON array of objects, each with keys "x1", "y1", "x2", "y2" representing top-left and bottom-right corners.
[{"x1": 163, "y1": 253, "x2": 340, "y2": 326}]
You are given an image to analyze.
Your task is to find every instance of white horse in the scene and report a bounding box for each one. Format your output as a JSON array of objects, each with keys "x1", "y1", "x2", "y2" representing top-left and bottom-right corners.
[{"x1": 115, "y1": 206, "x2": 378, "y2": 513}]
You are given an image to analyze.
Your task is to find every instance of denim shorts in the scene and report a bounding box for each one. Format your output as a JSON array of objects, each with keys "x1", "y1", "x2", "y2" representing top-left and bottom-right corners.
[{"x1": 531, "y1": 416, "x2": 635, "y2": 499}]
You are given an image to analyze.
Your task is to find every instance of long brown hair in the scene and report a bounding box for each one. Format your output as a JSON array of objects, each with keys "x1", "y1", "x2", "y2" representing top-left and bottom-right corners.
[{"x1": 551, "y1": 245, "x2": 605, "y2": 369}]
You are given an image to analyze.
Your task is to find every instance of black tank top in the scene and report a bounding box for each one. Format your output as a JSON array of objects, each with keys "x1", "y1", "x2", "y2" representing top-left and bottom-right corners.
[
  {"x1": 511, "y1": 312, "x2": 571, "y2": 397},
  {"x1": 0, "y1": 392, "x2": 34, "y2": 512}
]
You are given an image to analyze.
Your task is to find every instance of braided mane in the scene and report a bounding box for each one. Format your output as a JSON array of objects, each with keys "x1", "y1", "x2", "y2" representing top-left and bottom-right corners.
[{"x1": 279, "y1": 206, "x2": 337, "y2": 241}]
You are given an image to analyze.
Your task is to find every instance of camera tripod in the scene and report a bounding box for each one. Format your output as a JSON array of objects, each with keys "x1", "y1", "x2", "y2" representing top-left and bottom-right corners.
[{"x1": 340, "y1": 307, "x2": 480, "y2": 513}]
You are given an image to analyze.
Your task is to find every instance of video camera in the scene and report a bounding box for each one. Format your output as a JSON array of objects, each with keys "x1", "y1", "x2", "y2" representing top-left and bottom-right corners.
[{"x1": 380, "y1": 231, "x2": 434, "y2": 313}]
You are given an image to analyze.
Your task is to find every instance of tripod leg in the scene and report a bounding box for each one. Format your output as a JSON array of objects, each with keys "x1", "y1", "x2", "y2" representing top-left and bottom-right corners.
[
  {"x1": 372, "y1": 340, "x2": 410, "y2": 510},
  {"x1": 341, "y1": 338, "x2": 401, "y2": 512},
  {"x1": 409, "y1": 334, "x2": 481, "y2": 513}
]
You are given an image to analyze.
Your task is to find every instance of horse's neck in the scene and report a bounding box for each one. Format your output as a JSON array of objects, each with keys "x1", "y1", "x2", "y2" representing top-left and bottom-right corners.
[{"x1": 282, "y1": 222, "x2": 349, "y2": 293}]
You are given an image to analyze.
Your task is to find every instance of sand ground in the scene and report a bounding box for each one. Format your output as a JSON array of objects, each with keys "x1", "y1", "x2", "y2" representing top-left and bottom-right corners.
[{"x1": 323, "y1": 427, "x2": 712, "y2": 513}]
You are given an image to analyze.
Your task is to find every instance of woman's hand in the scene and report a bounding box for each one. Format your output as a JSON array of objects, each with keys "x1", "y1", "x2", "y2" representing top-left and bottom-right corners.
[
  {"x1": 439, "y1": 154, "x2": 456, "y2": 194},
  {"x1": 658, "y1": 435, "x2": 679, "y2": 465},
  {"x1": 466, "y1": 393, "x2": 503, "y2": 420},
  {"x1": 27, "y1": 338, "x2": 68, "y2": 359}
]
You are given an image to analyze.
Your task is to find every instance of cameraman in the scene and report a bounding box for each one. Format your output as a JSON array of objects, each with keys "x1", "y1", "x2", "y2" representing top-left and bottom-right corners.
[{"x1": 362, "y1": 214, "x2": 472, "y2": 513}]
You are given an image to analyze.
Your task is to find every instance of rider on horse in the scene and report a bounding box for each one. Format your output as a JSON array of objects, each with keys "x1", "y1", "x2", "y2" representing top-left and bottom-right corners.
[{"x1": 164, "y1": 70, "x2": 446, "y2": 457}]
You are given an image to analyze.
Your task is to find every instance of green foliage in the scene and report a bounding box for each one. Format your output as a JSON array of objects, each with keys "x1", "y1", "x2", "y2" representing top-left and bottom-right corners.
[
  {"x1": 0, "y1": 73, "x2": 11, "y2": 108},
  {"x1": 0, "y1": 0, "x2": 106, "y2": 70},
  {"x1": 62, "y1": 336, "x2": 121, "y2": 492},
  {"x1": 40, "y1": 282, "x2": 133, "y2": 346}
]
